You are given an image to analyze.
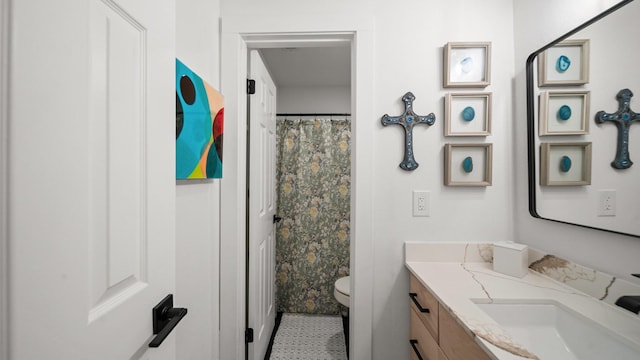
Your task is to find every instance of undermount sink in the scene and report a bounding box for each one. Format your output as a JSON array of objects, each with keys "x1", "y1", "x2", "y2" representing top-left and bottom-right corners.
[{"x1": 474, "y1": 300, "x2": 640, "y2": 360}]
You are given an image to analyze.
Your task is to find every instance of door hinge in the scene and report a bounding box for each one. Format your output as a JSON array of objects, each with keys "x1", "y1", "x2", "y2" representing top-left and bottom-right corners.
[
  {"x1": 245, "y1": 328, "x2": 254, "y2": 343},
  {"x1": 247, "y1": 79, "x2": 256, "y2": 95}
]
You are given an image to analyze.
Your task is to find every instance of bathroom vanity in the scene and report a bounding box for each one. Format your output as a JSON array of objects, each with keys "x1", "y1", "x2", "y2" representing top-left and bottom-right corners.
[
  {"x1": 406, "y1": 242, "x2": 640, "y2": 360},
  {"x1": 410, "y1": 273, "x2": 491, "y2": 360}
]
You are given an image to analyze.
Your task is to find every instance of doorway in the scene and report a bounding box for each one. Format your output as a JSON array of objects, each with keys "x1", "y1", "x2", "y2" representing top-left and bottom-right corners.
[
  {"x1": 220, "y1": 17, "x2": 375, "y2": 360},
  {"x1": 257, "y1": 46, "x2": 352, "y2": 359},
  {"x1": 261, "y1": 46, "x2": 351, "y2": 316}
]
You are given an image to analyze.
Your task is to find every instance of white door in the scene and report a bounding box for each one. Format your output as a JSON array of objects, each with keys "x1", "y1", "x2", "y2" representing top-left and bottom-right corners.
[
  {"x1": 248, "y1": 50, "x2": 277, "y2": 360},
  {"x1": 8, "y1": 0, "x2": 177, "y2": 359}
]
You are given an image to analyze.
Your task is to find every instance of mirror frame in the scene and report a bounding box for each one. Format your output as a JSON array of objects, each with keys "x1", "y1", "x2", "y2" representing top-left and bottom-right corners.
[{"x1": 526, "y1": 0, "x2": 639, "y2": 238}]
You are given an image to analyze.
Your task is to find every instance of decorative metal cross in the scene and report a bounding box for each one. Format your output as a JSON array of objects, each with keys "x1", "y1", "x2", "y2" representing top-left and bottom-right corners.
[
  {"x1": 595, "y1": 88, "x2": 640, "y2": 169},
  {"x1": 381, "y1": 92, "x2": 435, "y2": 171}
]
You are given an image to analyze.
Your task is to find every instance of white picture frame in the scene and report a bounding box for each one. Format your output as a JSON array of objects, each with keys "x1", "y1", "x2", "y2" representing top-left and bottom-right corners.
[
  {"x1": 445, "y1": 92, "x2": 492, "y2": 136},
  {"x1": 538, "y1": 39, "x2": 590, "y2": 86},
  {"x1": 444, "y1": 143, "x2": 493, "y2": 186},
  {"x1": 443, "y1": 42, "x2": 491, "y2": 88},
  {"x1": 540, "y1": 142, "x2": 592, "y2": 186},
  {"x1": 539, "y1": 91, "x2": 590, "y2": 135}
]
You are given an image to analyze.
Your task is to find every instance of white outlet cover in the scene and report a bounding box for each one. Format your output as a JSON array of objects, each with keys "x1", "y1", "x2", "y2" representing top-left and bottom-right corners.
[
  {"x1": 413, "y1": 190, "x2": 429, "y2": 217},
  {"x1": 597, "y1": 190, "x2": 616, "y2": 217}
]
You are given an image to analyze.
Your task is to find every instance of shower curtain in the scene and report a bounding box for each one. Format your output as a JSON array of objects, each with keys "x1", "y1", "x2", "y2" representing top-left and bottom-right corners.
[{"x1": 275, "y1": 115, "x2": 351, "y2": 315}]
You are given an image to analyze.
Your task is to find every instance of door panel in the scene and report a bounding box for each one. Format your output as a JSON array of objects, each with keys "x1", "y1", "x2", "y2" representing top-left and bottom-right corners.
[
  {"x1": 9, "y1": 0, "x2": 176, "y2": 359},
  {"x1": 89, "y1": 0, "x2": 148, "y2": 319},
  {"x1": 248, "y1": 49, "x2": 277, "y2": 360}
]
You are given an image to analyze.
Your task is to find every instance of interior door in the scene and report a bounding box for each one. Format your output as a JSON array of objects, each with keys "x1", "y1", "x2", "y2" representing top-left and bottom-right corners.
[
  {"x1": 248, "y1": 49, "x2": 277, "y2": 360},
  {"x1": 8, "y1": 0, "x2": 177, "y2": 359}
]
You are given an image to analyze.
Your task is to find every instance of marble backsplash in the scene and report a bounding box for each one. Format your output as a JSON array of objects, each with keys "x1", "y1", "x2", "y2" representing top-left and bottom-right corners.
[
  {"x1": 405, "y1": 242, "x2": 640, "y2": 315},
  {"x1": 527, "y1": 248, "x2": 640, "y2": 310}
]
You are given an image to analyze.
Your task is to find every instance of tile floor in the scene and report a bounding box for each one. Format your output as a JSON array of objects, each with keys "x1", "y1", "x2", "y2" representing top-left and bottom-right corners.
[{"x1": 268, "y1": 313, "x2": 348, "y2": 360}]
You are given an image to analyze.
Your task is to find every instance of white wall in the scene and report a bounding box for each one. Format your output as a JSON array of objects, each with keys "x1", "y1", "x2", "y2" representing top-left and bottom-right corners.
[
  {"x1": 222, "y1": 1, "x2": 515, "y2": 358},
  {"x1": 371, "y1": 3, "x2": 515, "y2": 358},
  {"x1": 277, "y1": 86, "x2": 351, "y2": 114},
  {"x1": 176, "y1": 0, "x2": 221, "y2": 359},
  {"x1": 513, "y1": 0, "x2": 640, "y2": 285}
]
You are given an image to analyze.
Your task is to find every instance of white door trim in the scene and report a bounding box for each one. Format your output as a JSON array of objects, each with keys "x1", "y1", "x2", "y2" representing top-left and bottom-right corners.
[
  {"x1": 220, "y1": 15, "x2": 374, "y2": 360},
  {"x1": 0, "y1": 0, "x2": 9, "y2": 359}
]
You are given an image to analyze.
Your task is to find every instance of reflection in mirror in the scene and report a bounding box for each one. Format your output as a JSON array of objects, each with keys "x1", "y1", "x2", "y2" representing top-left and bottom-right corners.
[{"x1": 526, "y1": 0, "x2": 640, "y2": 237}]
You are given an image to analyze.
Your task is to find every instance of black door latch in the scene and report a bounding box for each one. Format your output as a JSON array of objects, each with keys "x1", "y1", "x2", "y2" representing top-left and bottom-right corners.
[{"x1": 149, "y1": 294, "x2": 188, "y2": 348}]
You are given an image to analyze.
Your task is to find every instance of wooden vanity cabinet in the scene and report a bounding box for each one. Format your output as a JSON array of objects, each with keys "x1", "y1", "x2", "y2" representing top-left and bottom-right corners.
[
  {"x1": 409, "y1": 274, "x2": 439, "y2": 339},
  {"x1": 410, "y1": 307, "x2": 448, "y2": 360},
  {"x1": 409, "y1": 273, "x2": 491, "y2": 360}
]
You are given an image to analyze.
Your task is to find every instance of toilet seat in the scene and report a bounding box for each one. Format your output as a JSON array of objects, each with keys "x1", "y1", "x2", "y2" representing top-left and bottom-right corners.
[{"x1": 334, "y1": 276, "x2": 350, "y2": 307}]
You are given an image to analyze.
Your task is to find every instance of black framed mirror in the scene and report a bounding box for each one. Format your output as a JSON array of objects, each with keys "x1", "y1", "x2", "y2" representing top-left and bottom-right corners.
[{"x1": 526, "y1": 0, "x2": 640, "y2": 238}]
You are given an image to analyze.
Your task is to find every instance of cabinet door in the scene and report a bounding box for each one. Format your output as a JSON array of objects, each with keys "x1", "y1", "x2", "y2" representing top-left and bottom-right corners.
[
  {"x1": 439, "y1": 304, "x2": 491, "y2": 360},
  {"x1": 410, "y1": 308, "x2": 449, "y2": 360},
  {"x1": 410, "y1": 274, "x2": 439, "y2": 340}
]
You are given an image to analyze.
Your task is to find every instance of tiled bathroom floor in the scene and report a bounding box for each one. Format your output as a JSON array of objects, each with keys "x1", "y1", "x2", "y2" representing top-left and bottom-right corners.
[{"x1": 267, "y1": 313, "x2": 348, "y2": 360}]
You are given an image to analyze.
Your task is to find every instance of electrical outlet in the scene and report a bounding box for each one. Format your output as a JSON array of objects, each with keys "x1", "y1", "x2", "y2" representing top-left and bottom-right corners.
[
  {"x1": 413, "y1": 190, "x2": 429, "y2": 217},
  {"x1": 597, "y1": 190, "x2": 616, "y2": 216}
]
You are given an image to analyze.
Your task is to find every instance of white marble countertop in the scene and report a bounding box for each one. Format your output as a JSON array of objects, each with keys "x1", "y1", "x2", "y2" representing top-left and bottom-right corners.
[{"x1": 405, "y1": 242, "x2": 640, "y2": 360}]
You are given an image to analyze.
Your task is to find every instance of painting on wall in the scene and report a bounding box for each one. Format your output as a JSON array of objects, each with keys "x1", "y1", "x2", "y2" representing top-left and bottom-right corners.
[{"x1": 176, "y1": 58, "x2": 224, "y2": 179}]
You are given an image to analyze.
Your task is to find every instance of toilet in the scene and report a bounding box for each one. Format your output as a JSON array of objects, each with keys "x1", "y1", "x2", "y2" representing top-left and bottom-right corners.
[{"x1": 334, "y1": 276, "x2": 350, "y2": 307}]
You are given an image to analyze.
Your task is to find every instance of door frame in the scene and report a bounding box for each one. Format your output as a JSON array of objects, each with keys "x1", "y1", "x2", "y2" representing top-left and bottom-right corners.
[
  {"x1": 0, "y1": 0, "x2": 9, "y2": 359},
  {"x1": 220, "y1": 15, "x2": 374, "y2": 360}
]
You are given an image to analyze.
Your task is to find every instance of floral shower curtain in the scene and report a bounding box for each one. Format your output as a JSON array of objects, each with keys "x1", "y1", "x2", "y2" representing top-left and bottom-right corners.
[{"x1": 275, "y1": 116, "x2": 351, "y2": 315}]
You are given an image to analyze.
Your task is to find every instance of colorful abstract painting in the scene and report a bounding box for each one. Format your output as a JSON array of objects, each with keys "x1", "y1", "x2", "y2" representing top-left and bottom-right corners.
[{"x1": 176, "y1": 59, "x2": 224, "y2": 179}]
